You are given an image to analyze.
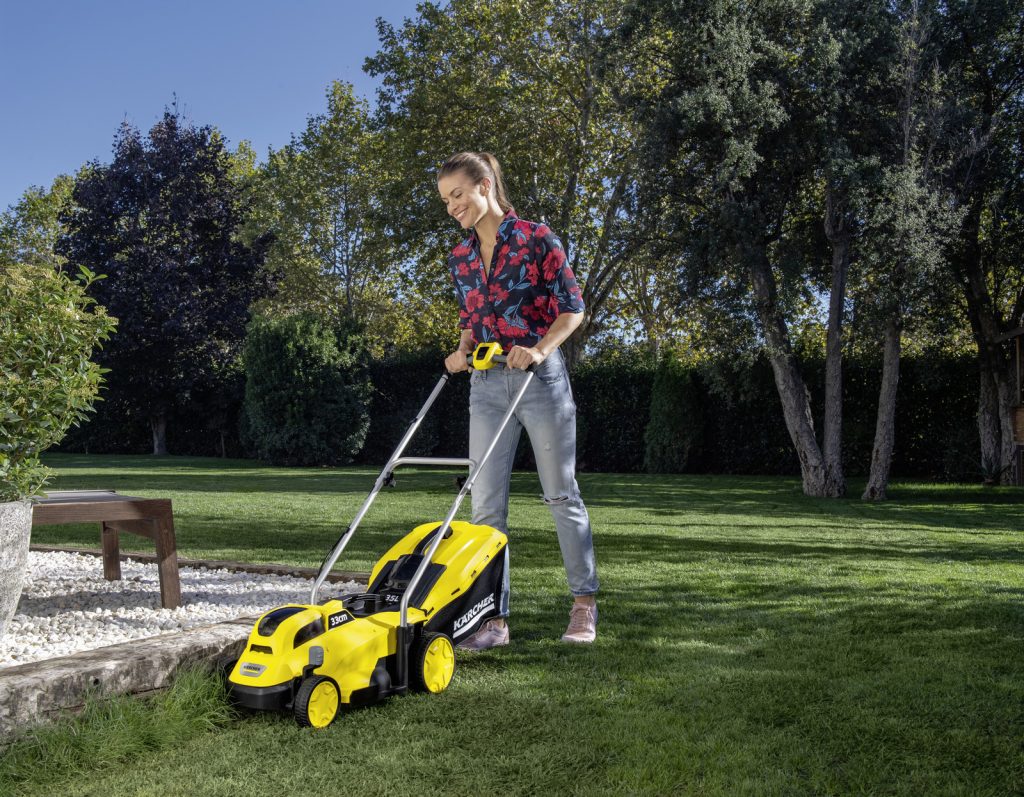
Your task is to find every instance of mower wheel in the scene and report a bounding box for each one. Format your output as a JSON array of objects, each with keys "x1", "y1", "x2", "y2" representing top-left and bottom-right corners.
[
  {"x1": 294, "y1": 676, "x2": 341, "y2": 729},
  {"x1": 411, "y1": 632, "x2": 456, "y2": 694}
]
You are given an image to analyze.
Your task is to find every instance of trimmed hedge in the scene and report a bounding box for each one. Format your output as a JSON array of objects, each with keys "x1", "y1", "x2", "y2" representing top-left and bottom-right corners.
[
  {"x1": 59, "y1": 346, "x2": 983, "y2": 481},
  {"x1": 239, "y1": 314, "x2": 371, "y2": 466}
]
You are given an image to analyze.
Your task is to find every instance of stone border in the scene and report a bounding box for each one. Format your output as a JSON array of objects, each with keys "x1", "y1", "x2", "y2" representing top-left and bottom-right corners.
[{"x1": 1, "y1": 548, "x2": 369, "y2": 740}]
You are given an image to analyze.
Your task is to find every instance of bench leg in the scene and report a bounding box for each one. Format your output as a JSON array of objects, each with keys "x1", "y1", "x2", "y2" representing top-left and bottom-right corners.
[
  {"x1": 101, "y1": 522, "x2": 121, "y2": 581},
  {"x1": 153, "y1": 516, "x2": 181, "y2": 609}
]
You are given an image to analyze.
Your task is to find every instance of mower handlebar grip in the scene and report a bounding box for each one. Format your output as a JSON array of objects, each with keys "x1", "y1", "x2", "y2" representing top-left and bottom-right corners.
[{"x1": 464, "y1": 353, "x2": 537, "y2": 372}]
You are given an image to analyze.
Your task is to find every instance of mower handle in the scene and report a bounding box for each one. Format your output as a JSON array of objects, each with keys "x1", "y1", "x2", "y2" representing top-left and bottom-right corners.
[{"x1": 463, "y1": 352, "x2": 537, "y2": 371}]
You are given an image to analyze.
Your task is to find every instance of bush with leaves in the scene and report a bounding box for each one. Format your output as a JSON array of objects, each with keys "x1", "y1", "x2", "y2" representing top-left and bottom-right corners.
[
  {"x1": 644, "y1": 354, "x2": 704, "y2": 473},
  {"x1": 573, "y1": 357, "x2": 655, "y2": 473},
  {"x1": 0, "y1": 264, "x2": 116, "y2": 501},
  {"x1": 241, "y1": 314, "x2": 371, "y2": 466}
]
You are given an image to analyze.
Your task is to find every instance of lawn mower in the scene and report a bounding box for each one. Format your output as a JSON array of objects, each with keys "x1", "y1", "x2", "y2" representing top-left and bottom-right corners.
[{"x1": 226, "y1": 342, "x2": 533, "y2": 728}]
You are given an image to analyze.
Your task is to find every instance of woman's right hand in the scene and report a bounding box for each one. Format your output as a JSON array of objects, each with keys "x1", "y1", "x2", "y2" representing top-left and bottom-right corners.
[{"x1": 445, "y1": 349, "x2": 470, "y2": 373}]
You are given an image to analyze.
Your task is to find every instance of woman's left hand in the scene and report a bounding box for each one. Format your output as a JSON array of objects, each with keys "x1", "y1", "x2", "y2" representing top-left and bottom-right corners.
[{"x1": 507, "y1": 345, "x2": 546, "y2": 370}]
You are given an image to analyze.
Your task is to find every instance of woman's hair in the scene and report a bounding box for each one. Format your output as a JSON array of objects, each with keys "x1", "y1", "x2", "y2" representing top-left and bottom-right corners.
[{"x1": 438, "y1": 151, "x2": 512, "y2": 212}]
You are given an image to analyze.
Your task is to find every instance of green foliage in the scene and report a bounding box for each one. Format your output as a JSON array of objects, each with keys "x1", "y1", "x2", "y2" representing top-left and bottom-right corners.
[
  {"x1": 244, "y1": 82, "x2": 431, "y2": 352},
  {"x1": 60, "y1": 110, "x2": 273, "y2": 455},
  {"x1": 241, "y1": 313, "x2": 372, "y2": 466},
  {"x1": 366, "y1": 0, "x2": 646, "y2": 354},
  {"x1": 573, "y1": 357, "x2": 656, "y2": 473},
  {"x1": 0, "y1": 175, "x2": 75, "y2": 270},
  {"x1": 358, "y1": 348, "x2": 469, "y2": 464},
  {"x1": 644, "y1": 353, "x2": 704, "y2": 473},
  {"x1": 0, "y1": 263, "x2": 116, "y2": 501}
]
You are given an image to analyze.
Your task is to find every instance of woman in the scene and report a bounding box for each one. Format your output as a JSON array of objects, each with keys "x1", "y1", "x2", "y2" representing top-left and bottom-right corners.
[{"x1": 437, "y1": 151, "x2": 598, "y2": 648}]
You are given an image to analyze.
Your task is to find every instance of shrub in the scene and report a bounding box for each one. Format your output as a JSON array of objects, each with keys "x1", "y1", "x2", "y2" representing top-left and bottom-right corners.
[
  {"x1": 0, "y1": 264, "x2": 116, "y2": 500},
  {"x1": 573, "y1": 357, "x2": 655, "y2": 472},
  {"x1": 644, "y1": 354, "x2": 704, "y2": 473},
  {"x1": 240, "y1": 314, "x2": 371, "y2": 466},
  {"x1": 358, "y1": 348, "x2": 463, "y2": 464}
]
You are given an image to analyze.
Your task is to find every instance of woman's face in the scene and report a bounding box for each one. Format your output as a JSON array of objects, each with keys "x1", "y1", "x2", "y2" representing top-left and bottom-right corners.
[{"x1": 437, "y1": 171, "x2": 489, "y2": 230}]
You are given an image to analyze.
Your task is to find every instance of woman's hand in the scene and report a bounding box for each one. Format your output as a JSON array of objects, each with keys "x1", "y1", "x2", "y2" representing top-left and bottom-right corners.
[
  {"x1": 507, "y1": 345, "x2": 546, "y2": 370},
  {"x1": 445, "y1": 349, "x2": 470, "y2": 373}
]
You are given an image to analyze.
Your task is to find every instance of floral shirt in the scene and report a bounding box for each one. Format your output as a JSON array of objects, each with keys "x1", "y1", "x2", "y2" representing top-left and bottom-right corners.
[{"x1": 448, "y1": 208, "x2": 584, "y2": 350}]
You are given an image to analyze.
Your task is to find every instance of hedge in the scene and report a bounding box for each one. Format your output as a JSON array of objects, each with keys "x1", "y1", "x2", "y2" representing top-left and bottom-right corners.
[{"x1": 60, "y1": 347, "x2": 983, "y2": 481}]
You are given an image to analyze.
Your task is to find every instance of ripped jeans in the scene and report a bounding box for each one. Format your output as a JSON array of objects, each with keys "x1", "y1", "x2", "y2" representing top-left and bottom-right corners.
[{"x1": 468, "y1": 348, "x2": 599, "y2": 616}]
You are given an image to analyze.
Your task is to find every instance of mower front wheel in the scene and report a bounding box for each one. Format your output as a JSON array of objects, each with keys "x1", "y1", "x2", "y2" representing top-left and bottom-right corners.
[
  {"x1": 411, "y1": 632, "x2": 456, "y2": 694},
  {"x1": 294, "y1": 675, "x2": 341, "y2": 729}
]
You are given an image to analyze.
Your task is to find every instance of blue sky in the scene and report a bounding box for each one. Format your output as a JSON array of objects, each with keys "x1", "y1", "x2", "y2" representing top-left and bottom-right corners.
[{"x1": 0, "y1": 0, "x2": 422, "y2": 210}]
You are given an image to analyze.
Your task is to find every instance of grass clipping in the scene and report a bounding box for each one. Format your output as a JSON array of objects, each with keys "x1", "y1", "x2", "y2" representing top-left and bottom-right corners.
[{"x1": 0, "y1": 668, "x2": 233, "y2": 790}]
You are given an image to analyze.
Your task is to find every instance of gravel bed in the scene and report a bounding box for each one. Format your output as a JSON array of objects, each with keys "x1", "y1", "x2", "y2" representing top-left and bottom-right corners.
[{"x1": 0, "y1": 551, "x2": 362, "y2": 669}]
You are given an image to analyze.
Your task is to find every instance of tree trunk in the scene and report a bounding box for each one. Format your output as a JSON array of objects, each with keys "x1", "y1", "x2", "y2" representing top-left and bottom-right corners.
[
  {"x1": 958, "y1": 200, "x2": 1016, "y2": 483},
  {"x1": 863, "y1": 316, "x2": 902, "y2": 500},
  {"x1": 748, "y1": 248, "x2": 840, "y2": 497},
  {"x1": 822, "y1": 196, "x2": 850, "y2": 497},
  {"x1": 976, "y1": 368, "x2": 1002, "y2": 481},
  {"x1": 151, "y1": 413, "x2": 168, "y2": 456}
]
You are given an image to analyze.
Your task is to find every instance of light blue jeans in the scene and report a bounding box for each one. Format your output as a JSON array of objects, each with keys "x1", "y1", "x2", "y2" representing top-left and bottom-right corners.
[{"x1": 468, "y1": 348, "x2": 599, "y2": 617}]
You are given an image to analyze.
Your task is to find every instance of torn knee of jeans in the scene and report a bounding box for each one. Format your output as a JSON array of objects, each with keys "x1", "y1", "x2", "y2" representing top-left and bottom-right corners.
[{"x1": 542, "y1": 494, "x2": 571, "y2": 505}]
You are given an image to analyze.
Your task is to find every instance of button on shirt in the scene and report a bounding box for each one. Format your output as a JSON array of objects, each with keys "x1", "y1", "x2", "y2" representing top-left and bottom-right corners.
[{"x1": 448, "y1": 208, "x2": 585, "y2": 350}]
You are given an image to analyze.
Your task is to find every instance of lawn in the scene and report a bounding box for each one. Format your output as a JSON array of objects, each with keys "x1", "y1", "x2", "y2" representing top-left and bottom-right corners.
[{"x1": 4, "y1": 453, "x2": 1023, "y2": 796}]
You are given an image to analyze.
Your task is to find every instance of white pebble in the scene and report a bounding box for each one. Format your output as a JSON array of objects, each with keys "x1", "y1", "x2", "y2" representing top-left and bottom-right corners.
[{"x1": 0, "y1": 552, "x2": 362, "y2": 668}]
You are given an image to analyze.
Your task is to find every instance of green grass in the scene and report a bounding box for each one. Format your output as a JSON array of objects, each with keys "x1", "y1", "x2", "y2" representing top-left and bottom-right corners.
[{"x1": 5, "y1": 453, "x2": 1023, "y2": 796}]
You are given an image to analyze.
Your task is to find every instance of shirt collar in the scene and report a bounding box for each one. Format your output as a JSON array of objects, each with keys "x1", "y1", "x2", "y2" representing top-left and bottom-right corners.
[{"x1": 470, "y1": 207, "x2": 518, "y2": 248}]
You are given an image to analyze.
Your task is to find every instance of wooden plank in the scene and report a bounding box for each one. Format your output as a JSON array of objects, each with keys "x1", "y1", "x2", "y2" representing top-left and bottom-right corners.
[
  {"x1": 153, "y1": 516, "x2": 181, "y2": 609},
  {"x1": 33, "y1": 499, "x2": 172, "y2": 527},
  {"x1": 101, "y1": 523, "x2": 121, "y2": 581}
]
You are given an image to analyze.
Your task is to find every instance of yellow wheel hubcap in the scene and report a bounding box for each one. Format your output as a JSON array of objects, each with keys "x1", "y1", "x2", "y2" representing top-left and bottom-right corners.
[
  {"x1": 423, "y1": 636, "x2": 455, "y2": 693},
  {"x1": 307, "y1": 681, "x2": 339, "y2": 728}
]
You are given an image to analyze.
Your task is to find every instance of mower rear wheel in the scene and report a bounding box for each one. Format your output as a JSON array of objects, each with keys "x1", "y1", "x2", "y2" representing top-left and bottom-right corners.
[
  {"x1": 411, "y1": 632, "x2": 456, "y2": 693},
  {"x1": 294, "y1": 676, "x2": 340, "y2": 729}
]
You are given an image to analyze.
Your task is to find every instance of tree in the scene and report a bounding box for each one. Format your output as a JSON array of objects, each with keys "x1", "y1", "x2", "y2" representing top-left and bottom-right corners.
[
  {"x1": 858, "y1": 0, "x2": 963, "y2": 500},
  {"x1": 59, "y1": 110, "x2": 273, "y2": 455},
  {"x1": 624, "y1": 0, "x2": 857, "y2": 496},
  {"x1": 244, "y1": 82, "x2": 418, "y2": 351},
  {"x1": 935, "y1": 0, "x2": 1024, "y2": 484},
  {"x1": 0, "y1": 175, "x2": 75, "y2": 270}
]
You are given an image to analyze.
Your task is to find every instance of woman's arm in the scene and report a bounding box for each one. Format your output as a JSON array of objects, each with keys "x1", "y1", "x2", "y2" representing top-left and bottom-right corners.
[
  {"x1": 445, "y1": 328, "x2": 476, "y2": 373},
  {"x1": 506, "y1": 311, "x2": 583, "y2": 370}
]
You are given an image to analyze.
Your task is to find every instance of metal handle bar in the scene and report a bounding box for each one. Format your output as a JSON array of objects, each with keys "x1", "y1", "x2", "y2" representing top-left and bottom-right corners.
[
  {"x1": 309, "y1": 371, "x2": 454, "y2": 603},
  {"x1": 398, "y1": 369, "x2": 535, "y2": 630},
  {"x1": 309, "y1": 352, "x2": 537, "y2": 608}
]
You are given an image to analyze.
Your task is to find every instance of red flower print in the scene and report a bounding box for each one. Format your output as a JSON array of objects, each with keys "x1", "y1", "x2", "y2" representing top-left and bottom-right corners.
[
  {"x1": 452, "y1": 243, "x2": 472, "y2": 258},
  {"x1": 526, "y1": 263, "x2": 540, "y2": 285},
  {"x1": 465, "y1": 289, "x2": 485, "y2": 312},
  {"x1": 542, "y1": 249, "x2": 564, "y2": 282},
  {"x1": 497, "y1": 317, "x2": 529, "y2": 338}
]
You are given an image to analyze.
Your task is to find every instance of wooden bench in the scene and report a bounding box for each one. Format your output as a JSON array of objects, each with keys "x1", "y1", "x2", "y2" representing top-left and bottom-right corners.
[{"x1": 31, "y1": 490, "x2": 181, "y2": 609}]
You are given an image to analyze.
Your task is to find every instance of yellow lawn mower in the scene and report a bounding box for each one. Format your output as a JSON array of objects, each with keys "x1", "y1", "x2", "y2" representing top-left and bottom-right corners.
[{"x1": 226, "y1": 343, "x2": 533, "y2": 728}]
